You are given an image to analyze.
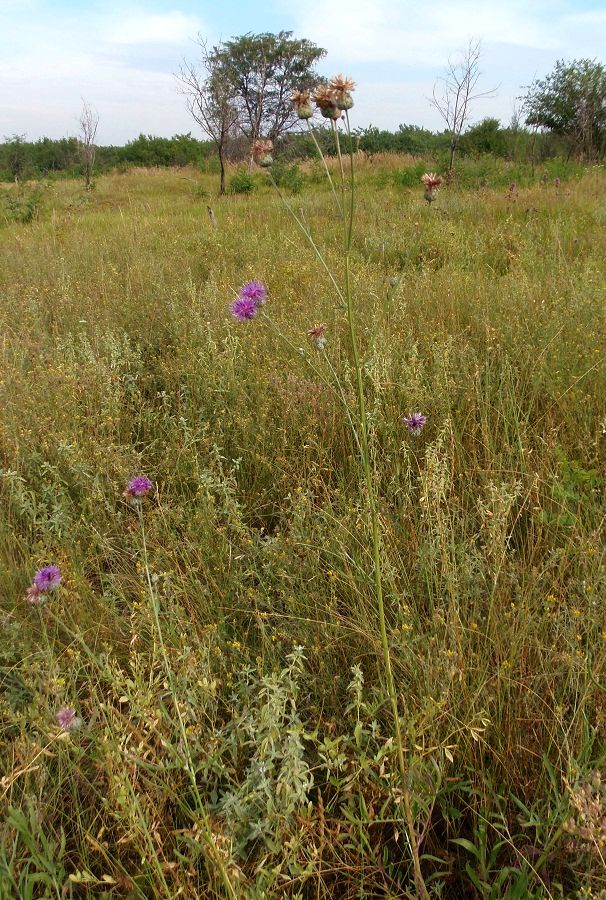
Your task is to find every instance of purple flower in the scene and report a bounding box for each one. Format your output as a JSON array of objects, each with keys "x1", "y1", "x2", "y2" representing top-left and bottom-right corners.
[
  {"x1": 33, "y1": 565, "x2": 62, "y2": 592},
  {"x1": 56, "y1": 706, "x2": 81, "y2": 732},
  {"x1": 404, "y1": 412, "x2": 427, "y2": 436},
  {"x1": 128, "y1": 476, "x2": 153, "y2": 496},
  {"x1": 554, "y1": 177, "x2": 561, "y2": 187},
  {"x1": 229, "y1": 295, "x2": 258, "y2": 321},
  {"x1": 239, "y1": 280, "x2": 267, "y2": 306}
]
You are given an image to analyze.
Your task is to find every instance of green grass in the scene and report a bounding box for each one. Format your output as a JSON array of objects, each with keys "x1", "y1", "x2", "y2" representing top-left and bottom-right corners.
[{"x1": 1, "y1": 157, "x2": 605, "y2": 898}]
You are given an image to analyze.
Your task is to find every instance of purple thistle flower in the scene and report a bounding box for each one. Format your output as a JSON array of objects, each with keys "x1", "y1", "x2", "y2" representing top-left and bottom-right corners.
[
  {"x1": 239, "y1": 280, "x2": 267, "y2": 306},
  {"x1": 56, "y1": 706, "x2": 81, "y2": 732},
  {"x1": 128, "y1": 475, "x2": 153, "y2": 496},
  {"x1": 33, "y1": 565, "x2": 62, "y2": 592},
  {"x1": 229, "y1": 295, "x2": 258, "y2": 321},
  {"x1": 404, "y1": 412, "x2": 427, "y2": 436}
]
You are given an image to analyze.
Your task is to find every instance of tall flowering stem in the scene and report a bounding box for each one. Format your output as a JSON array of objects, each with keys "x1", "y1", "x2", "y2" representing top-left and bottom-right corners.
[
  {"x1": 262, "y1": 83, "x2": 429, "y2": 898},
  {"x1": 332, "y1": 107, "x2": 429, "y2": 900}
]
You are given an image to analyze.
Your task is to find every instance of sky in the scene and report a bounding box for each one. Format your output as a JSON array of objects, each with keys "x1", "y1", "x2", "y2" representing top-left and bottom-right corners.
[{"x1": 0, "y1": 0, "x2": 604, "y2": 144}]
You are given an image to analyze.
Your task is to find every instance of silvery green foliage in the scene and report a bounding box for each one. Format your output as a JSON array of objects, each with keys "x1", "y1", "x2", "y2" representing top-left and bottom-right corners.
[{"x1": 219, "y1": 646, "x2": 313, "y2": 854}]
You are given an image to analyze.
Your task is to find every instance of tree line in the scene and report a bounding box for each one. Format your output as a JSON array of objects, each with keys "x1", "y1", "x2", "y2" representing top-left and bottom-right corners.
[{"x1": 2, "y1": 34, "x2": 604, "y2": 186}]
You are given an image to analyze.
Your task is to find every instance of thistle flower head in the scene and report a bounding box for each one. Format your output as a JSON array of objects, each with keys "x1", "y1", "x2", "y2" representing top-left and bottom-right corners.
[
  {"x1": 329, "y1": 74, "x2": 355, "y2": 109},
  {"x1": 307, "y1": 323, "x2": 328, "y2": 351},
  {"x1": 291, "y1": 89, "x2": 314, "y2": 119},
  {"x1": 329, "y1": 74, "x2": 356, "y2": 95},
  {"x1": 252, "y1": 139, "x2": 273, "y2": 167},
  {"x1": 229, "y1": 295, "x2": 258, "y2": 321},
  {"x1": 312, "y1": 85, "x2": 341, "y2": 120},
  {"x1": 26, "y1": 584, "x2": 44, "y2": 605},
  {"x1": 421, "y1": 172, "x2": 443, "y2": 191},
  {"x1": 127, "y1": 476, "x2": 153, "y2": 497},
  {"x1": 239, "y1": 280, "x2": 267, "y2": 306},
  {"x1": 403, "y1": 412, "x2": 427, "y2": 436},
  {"x1": 33, "y1": 565, "x2": 62, "y2": 592},
  {"x1": 56, "y1": 706, "x2": 81, "y2": 732}
]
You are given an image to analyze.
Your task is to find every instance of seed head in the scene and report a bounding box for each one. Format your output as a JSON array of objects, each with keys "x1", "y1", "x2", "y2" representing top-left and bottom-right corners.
[
  {"x1": 291, "y1": 89, "x2": 314, "y2": 120},
  {"x1": 312, "y1": 86, "x2": 341, "y2": 120},
  {"x1": 421, "y1": 172, "x2": 443, "y2": 191},
  {"x1": 252, "y1": 139, "x2": 273, "y2": 167},
  {"x1": 329, "y1": 74, "x2": 355, "y2": 110},
  {"x1": 307, "y1": 323, "x2": 328, "y2": 351}
]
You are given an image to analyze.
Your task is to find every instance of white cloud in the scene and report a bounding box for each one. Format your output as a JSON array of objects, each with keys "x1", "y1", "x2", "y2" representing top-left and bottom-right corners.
[
  {"x1": 290, "y1": 0, "x2": 561, "y2": 67},
  {"x1": 107, "y1": 10, "x2": 203, "y2": 46}
]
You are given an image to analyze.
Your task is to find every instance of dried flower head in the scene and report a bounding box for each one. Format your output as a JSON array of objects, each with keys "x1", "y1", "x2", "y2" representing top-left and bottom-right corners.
[
  {"x1": 329, "y1": 74, "x2": 355, "y2": 109},
  {"x1": 291, "y1": 89, "x2": 314, "y2": 119},
  {"x1": 252, "y1": 139, "x2": 273, "y2": 167},
  {"x1": 403, "y1": 412, "x2": 427, "y2": 436},
  {"x1": 312, "y1": 85, "x2": 341, "y2": 120},
  {"x1": 421, "y1": 172, "x2": 443, "y2": 191},
  {"x1": 26, "y1": 583, "x2": 45, "y2": 605},
  {"x1": 34, "y1": 565, "x2": 62, "y2": 592},
  {"x1": 229, "y1": 295, "x2": 258, "y2": 321},
  {"x1": 307, "y1": 323, "x2": 328, "y2": 351},
  {"x1": 56, "y1": 706, "x2": 82, "y2": 732},
  {"x1": 329, "y1": 74, "x2": 356, "y2": 95},
  {"x1": 239, "y1": 280, "x2": 267, "y2": 306},
  {"x1": 123, "y1": 475, "x2": 153, "y2": 502}
]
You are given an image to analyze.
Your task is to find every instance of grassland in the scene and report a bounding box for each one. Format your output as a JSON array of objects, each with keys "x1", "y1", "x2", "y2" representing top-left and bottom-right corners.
[{"x1": 1, "y1": 155, "x2": 605, "y2": 898}]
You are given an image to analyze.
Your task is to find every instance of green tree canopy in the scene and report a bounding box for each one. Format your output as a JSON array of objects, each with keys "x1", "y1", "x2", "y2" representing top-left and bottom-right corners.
[
  {"x1": 522, "y1": 58, "x2": 606, "y2": 159},
  {"x1": 211, "y1": 31, "x2": 326, "y2": 144}
]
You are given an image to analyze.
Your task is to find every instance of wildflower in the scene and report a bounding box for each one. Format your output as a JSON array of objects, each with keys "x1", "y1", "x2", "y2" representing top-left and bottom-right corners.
[
  {"x1": 509, "y1": 181, "x2": 516, "y2": 192},
  {"x1": 56, "y1": 706, "x2": 82, "y2": 732},
  {"x1": 291, "y1": 89, "x2": 314, "y2": 119},
  {"x1": 229, "y1": 295, "x2": 258, "y2": 321},
  {"x1": 33, "y1": 565, "x2": 62, "y2": 592},
  {"x1": 329, "y1": 74, "x2": 355, "y2": 110},
  {"x1": 123, "y1": 475, "x2": 153, "y2": 502},
  {"x1": 421, "y1": 172, "x2": 443, "y2": 204},
  {"x1": 554, "y1": 177, "x2": 561, "y2": 187},
  {"x1": 312, "y1": 85, "x2": 341, "y2": 120},
  {"x1": 239, "y1": 280, "x2": 267, "y2": 306},
  {"x1": 307, "y1": 323, "x2": 327, "y2": 351},
  {"x1": 26, "y1": 583, "x2": 45, "y2": 605},
  {"x1": 403, "y1": 412, "x2": 427, "y2": 435},
  {"x1": 252, "y1": 139, "x2": 273, "y2": 167}
]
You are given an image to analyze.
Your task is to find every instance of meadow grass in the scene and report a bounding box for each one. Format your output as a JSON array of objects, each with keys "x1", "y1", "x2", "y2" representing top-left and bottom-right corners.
[{"x1": 0, "y1": 157, "x2": 605, "y2": 898}]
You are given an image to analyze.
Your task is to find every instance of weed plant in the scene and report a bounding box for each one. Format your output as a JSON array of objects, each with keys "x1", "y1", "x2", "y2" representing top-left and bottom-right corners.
[{"x1": 0, "y1": 95, "x2": 605, "y2": 896}]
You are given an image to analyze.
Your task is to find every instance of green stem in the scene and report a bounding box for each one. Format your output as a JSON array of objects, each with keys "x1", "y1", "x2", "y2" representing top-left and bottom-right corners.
[
  {"x1": 137, "y1": 505, "x2": 237, "y2": 900},
  {"x1": 306, "y1": 120, "x2": 342, "y2": 217},
  {"x1": 334, "y1": 117, "x2": 429, "y2": 900}
]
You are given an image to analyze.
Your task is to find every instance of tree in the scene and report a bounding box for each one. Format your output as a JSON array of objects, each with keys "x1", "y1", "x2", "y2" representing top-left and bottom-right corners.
[
  {"x1": 78, "y1": 100, "x2": 98, "y2": 191},
  {"x1": 211, "y1": 31, "x2": 326, "y2": 146},
  {"x1": 3, "y1": 134, "x2": 27, "y2": 182},
  {"x1": 522, "y1": 59, "x2": 606, "y2": 160},
  {"x1": 429, "y1": 40, "x2": 497, "y2": 172},
  {"x1": 177, "y1": 42, "x2": 240, "y2": 195},
  {"x1": 460, "y1": 117, "x2": 507, "y2": 157}
]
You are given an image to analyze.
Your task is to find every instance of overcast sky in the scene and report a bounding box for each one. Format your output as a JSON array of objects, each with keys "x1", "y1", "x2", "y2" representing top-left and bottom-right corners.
[{"x1": 1, "y1": 0, "x2": 604, "y2": 144}]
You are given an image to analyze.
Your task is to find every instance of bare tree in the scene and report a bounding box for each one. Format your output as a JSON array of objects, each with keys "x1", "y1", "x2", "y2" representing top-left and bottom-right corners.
[
  {"x1": 177, "y1": 42, "x2": 240, "y2": 195},
  {"x1": 78, "y1": 100, "x2": 98, "y2": 191},
  {"x1": 429, "y1": 40, "x2": 497, "y2": 172}
]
